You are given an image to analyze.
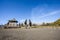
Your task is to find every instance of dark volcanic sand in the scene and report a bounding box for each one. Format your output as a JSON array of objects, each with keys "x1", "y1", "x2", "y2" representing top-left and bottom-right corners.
[{"x1": 0, "y1": 28, "x2": 60, "y2": 40}]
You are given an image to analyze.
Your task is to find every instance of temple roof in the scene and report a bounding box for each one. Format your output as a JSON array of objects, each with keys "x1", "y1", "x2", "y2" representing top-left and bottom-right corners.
[{"x1": 8, "y1": 18, "x2": 18, "y2": 23}]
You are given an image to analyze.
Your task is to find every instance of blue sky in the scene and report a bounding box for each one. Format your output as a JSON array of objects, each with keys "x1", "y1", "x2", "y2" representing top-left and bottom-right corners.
[{"x1": 0, "y1": 0, "x2": 60, "y2": 24}]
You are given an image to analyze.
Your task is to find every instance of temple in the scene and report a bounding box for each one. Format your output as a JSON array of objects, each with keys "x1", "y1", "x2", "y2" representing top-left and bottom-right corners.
[{"x1": 5, "y1": 18, "x2": 19, "y2": 28}]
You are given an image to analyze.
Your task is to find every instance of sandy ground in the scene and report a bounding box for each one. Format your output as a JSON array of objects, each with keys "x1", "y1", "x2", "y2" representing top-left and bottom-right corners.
[{"x1": 0, "y1": 28, "x2": 60, "y2": 40}]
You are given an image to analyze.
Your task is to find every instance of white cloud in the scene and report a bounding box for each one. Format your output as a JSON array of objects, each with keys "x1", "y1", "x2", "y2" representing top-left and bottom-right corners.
[
  {"x1": 31, "y1": 4, "x2": 49, "y2": 19},
  {"x1": 31, "y1": 5, "x2": 60, "y2": 19},
  {"x1": 38, "y1": 11, "x2": 60, "y2": 19},
  {"x1": 31, "y1": 4, "x2": 60, "y2": 23},
  {"x1": 31, "y1": 6, "x2": 45, "y2": 19}
]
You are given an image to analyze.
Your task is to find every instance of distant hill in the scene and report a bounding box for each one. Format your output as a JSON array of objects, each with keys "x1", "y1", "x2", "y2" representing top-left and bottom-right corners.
[
  {"x1": 41, "y1": 18, "x2": 60, "y2": 26},
  {"x1": 53, "y1": 19, "x2": 60, "y2": 26}
]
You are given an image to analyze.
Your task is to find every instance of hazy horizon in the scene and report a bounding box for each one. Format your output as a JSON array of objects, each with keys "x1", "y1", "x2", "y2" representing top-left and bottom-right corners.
[{"x1": 0, "y1": 0, "x2": 60, "y2": 24}]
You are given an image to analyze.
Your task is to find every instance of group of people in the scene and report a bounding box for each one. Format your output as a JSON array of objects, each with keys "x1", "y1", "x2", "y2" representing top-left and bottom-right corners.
[{"x1": 24, "y1": 19, "x2": 32, "y2": 29}]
